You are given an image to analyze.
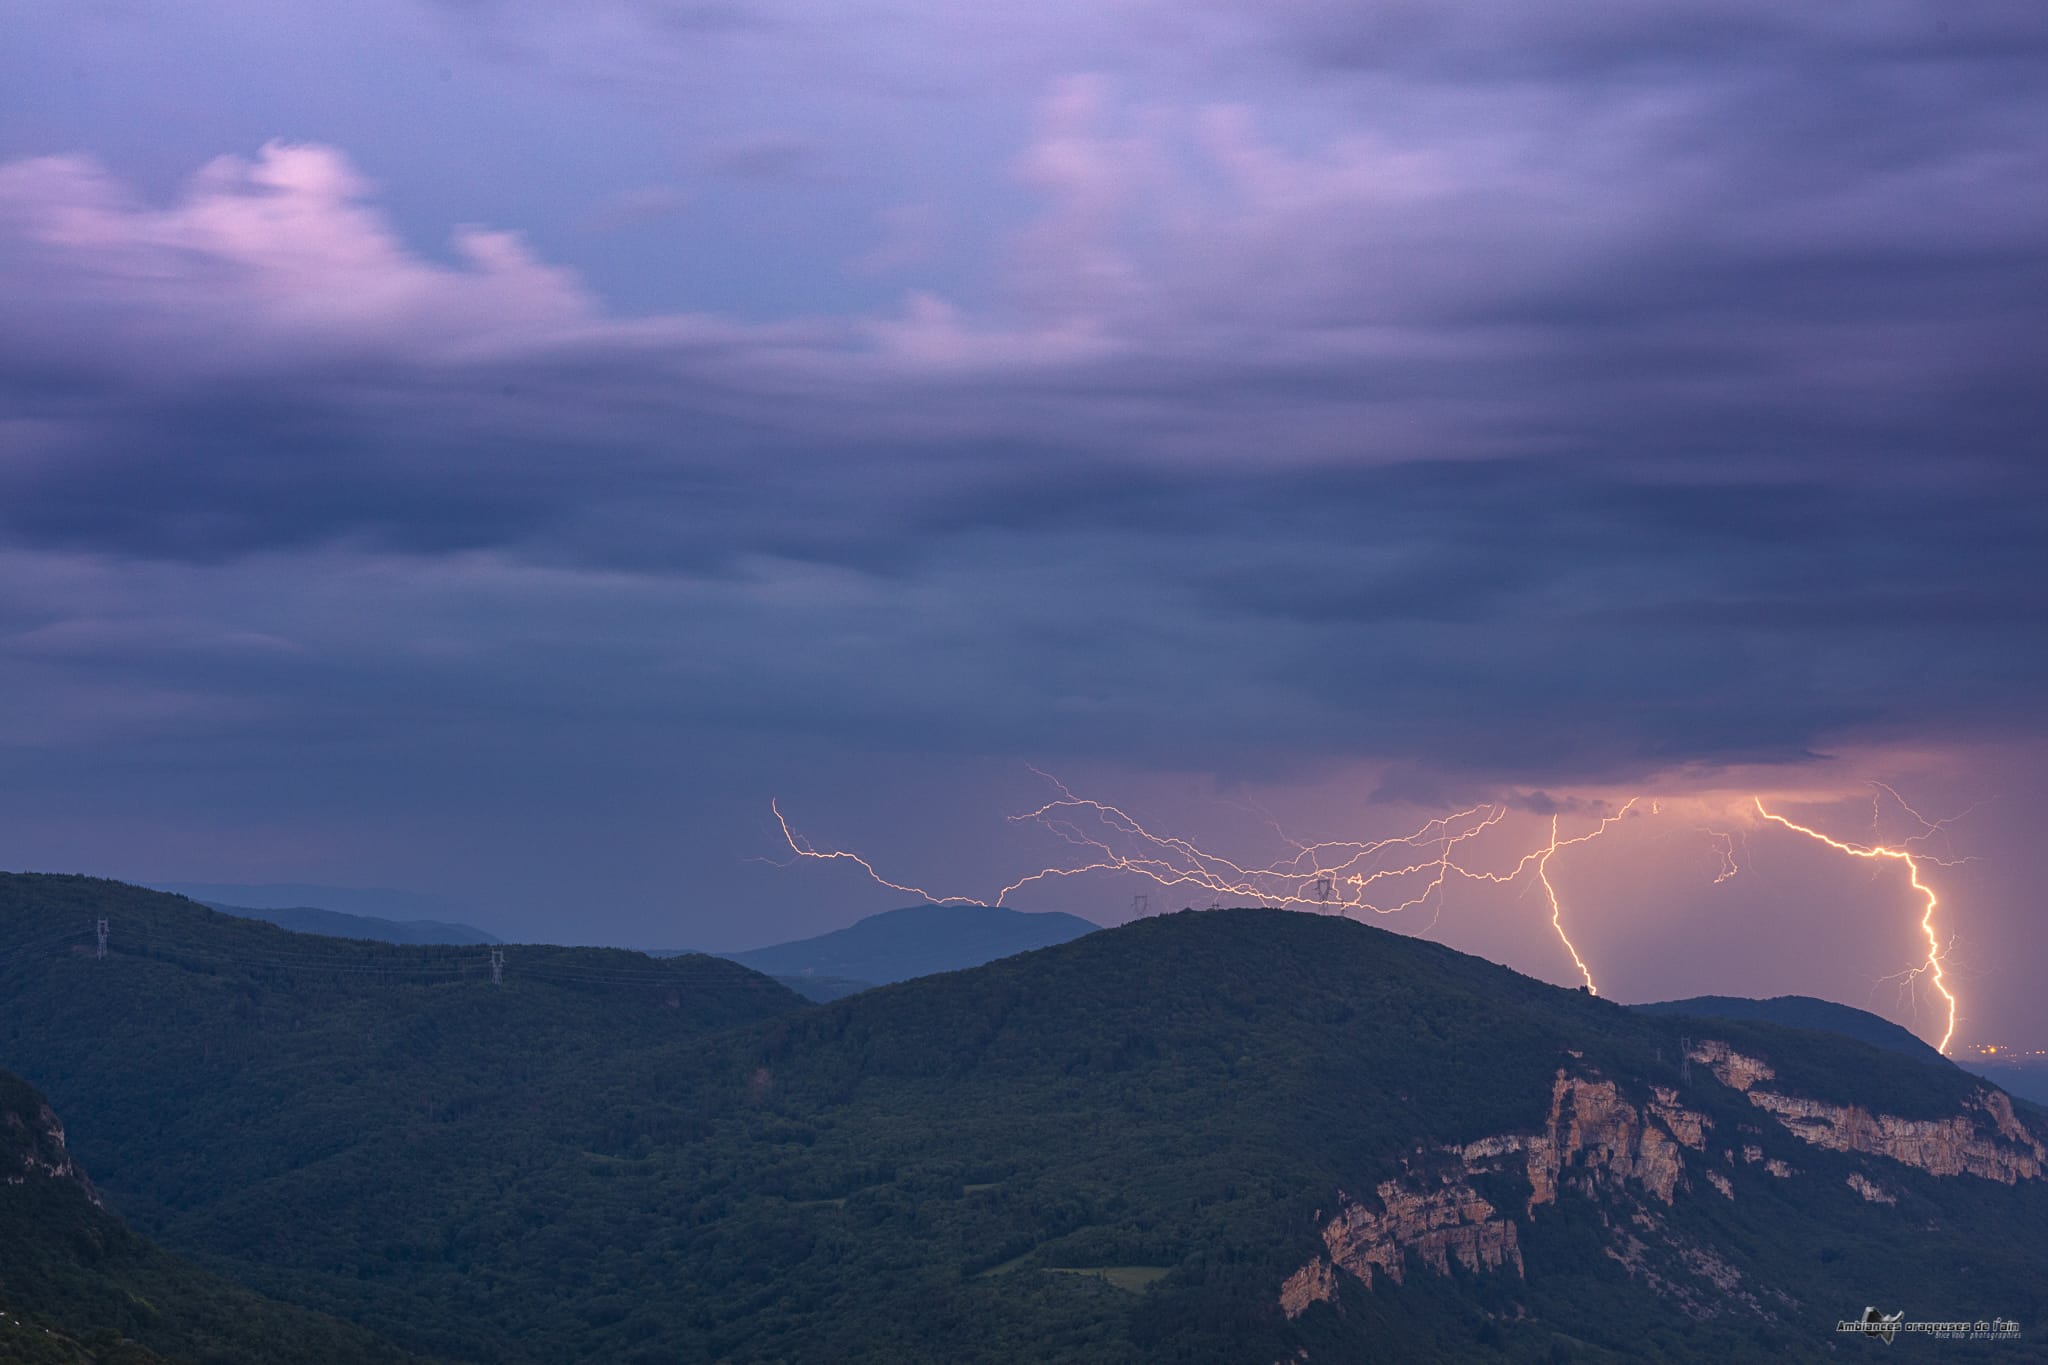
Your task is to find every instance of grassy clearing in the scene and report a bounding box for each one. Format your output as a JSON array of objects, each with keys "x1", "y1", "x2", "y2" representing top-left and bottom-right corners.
[{"x1": 1043, "y1": 1267, "x2": 1171, "y2": 1293}]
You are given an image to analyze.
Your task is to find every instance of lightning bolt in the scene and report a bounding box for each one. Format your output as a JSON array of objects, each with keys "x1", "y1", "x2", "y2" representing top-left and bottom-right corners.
[
  {"x1": 1447, "y1": 800, "x2": 1639, "y2": 994},
  {"x1": 772, "y1": 778, "x2": 1971, "y2": 1047},
  {"x1": 770, "y1": 798, "x2": 983, "y2": 907},
  {"x1": 1751, "y1": 796, "x2": 1956, "y2": 1055},
  {"x1": 774, "y1": 777, "x2": 1639, "y2": 993},
  {"x1": 1701, "y1": 828, "x2": 1741, "y2": 885}
]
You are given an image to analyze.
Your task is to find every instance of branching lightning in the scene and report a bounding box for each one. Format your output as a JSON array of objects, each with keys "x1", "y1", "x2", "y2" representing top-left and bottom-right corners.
[
  {"x1": 1750, "y1": 796, "x2": 1957, "y2": 1054},
  {"x1": 1700, "y1": 829, "x2": 1742, "y2": 885},
  {"x1": 772, "y1": 777, "x2": 1971, "y2": 1053},
  {"x1": 774, "y1": 776, "x2": 1640, "y2": 994}
]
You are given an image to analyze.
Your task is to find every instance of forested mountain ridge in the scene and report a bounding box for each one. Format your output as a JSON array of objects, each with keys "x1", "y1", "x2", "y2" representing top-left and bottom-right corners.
[
  {"x1": 1632, "y1": 994, "x2": 1949, "y2": 1067},
  {"x1": 2, "y1": 875, "x2": 2043, "y2": 1362},
  {"x1": 0, "y1": 873, "x2": 807, "y2": 1361},
  {"x1": 0, "y1": 1068, "x2": 419, "y2": 1365}
]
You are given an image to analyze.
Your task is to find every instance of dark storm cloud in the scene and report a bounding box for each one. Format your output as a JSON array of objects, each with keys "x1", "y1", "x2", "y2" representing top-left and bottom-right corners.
[
  {"x1": 1241, "y1": 0, "x2": 2048, "y2": 77},
  {"x1": 3, "y1": 0, "x2": 2048, "y2": 796}
]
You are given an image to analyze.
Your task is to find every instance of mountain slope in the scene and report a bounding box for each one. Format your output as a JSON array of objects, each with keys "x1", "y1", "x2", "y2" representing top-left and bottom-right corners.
[
  {"x1": 202, "y1": 901, "x2": 501, "y2": 945},
  {"x1": 722, "y1": 903, "x2": 1100, "y2": 984},
  {"x1": 1632, "y1": 994, "x2": 1949, "y2": 1067},
  {"x1": 1962, "y1": 1061, "x2": 2048, "y2": 1108},
  {"x1": 699, "y1": 910, "x2": 2045, "y2": 1363},
  {"x1": 0, "y1": 1070, "x2": 416, "y2": 1365},
  {"x1": 3, "y1": 880, "x2": 2042, "y2": 1363},
  {"x1": 0, "y1": 873, "x2": 808, "y2": 1362}
]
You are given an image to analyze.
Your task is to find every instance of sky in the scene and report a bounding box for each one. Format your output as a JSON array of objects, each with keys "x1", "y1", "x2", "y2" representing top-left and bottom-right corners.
[{"x1": 2, "y1": 1, "x2": 2045, "y2": 1049}]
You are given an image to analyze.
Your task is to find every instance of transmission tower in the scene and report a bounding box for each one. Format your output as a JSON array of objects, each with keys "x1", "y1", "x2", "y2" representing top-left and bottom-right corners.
[
  {"x1": 1313, "y1": 875, "x2": 1335, "y2": 910},
  {"x1": 95, "y1": 918, "x2": 108, "y2": 960},
  {"x1": 1680, "y1": 1035, "x2": 1692, "y2": 1083},
  {"x1": 1130, "y1": 893, "x2": 1149, "y2": 918},
  {"x1": 490, "y1": 947, "x2": 505, "y2": 986}
]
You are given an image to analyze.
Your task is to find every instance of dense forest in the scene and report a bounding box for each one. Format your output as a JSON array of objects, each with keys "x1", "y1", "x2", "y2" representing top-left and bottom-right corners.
[
  {"x1": 2, "y1": 873, "x2": 2043, "y2": 1362},
  {"x1": 0, "y1": 1069, "x2": 416, "y2": 1364}
]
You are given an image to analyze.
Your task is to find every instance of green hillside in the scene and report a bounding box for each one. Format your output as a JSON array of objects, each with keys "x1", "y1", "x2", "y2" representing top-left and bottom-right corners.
[
  {"x1": 0, "y1": 1069, "x2": 416, "y2": 1365},
  {"x1": 3, "y1": 875, "x2": 2043, "y2": 1363},
  {"x1": 0, "y1": 874, "x2": 806, "y2": 1362}
]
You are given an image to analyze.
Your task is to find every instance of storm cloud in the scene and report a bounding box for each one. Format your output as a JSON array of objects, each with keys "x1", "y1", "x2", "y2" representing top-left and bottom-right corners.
[{"x1": 2, "y1": 0, "x2": 2045, "y2": 979}]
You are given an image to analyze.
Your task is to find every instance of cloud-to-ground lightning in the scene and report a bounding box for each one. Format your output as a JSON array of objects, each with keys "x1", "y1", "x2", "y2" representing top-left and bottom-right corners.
[
  {"x1": 773, "y1": 777, "x2": 1971, "y2": 1048},
  {"x1": 1441, "y1": 800, "x2": 1640, "y2": 994},
  {"x1": 774, "y1": 777, "x2": 1639, "y2": 992},
  {"x1": 1750, "y1": 796, "x2": 1958, "y2": 1054}
]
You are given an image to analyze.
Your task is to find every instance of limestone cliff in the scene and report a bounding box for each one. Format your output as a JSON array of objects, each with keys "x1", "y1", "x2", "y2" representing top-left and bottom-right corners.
[
  {"x1": 1, "y1": 1076, "x2": 98, "y2": 1205},
  {"x1": 1281, "y1": 1059, "x2": 1713, "y2": 1317},
  {"x1": 1278, "y1": 1038, "x2": 2045, "y2": 1323},
  {"x1": 1523, "y1": 1071, "x2": 1703, "y2": 1210},
  {"x1": 1318, "y1": 1178, "x2": 1524, "y2": 1291},
  {"x1": 1278, "y1": 1255, "x2": 1339, "y2": 1318},
  {"x1": 1686, "y1": 1041, "x2": 2045, "y2": 1183}
]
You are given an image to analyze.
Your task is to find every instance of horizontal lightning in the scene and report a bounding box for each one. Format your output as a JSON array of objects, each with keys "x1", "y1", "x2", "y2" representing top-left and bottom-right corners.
[
  {"x1": 774, "y1": 778, "x2": 1639, "y2": 993},
  {"x1": 771, "y1": 777, "x2": 1968, "y2": 1051}
]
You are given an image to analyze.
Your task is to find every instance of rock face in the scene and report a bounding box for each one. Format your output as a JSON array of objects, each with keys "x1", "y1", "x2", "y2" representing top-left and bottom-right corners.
[
  {"x1": 1279, "y1": 1039, "x2": 2046, "y2": 1323},
  {"x1": 1687, "y1": 1040, "x2": 1776, "y2": 1093},
  {"x1": 1281, "y1": 1059, "x2": 1710, "y2": 1316},
  {"x1": 1525, "y1": 1071, "x2": 1704, "y2": 1210},
  {"x1": 1278, "y1": 1256, "x2": 1339, "y2": 1318},
  {"x1": 0, "y1": 1078, "x2": 99, "y2": 1205},
  {"x1": 1319, "y1": 1180, "x2": 1523, "y2": 1292},
  {"x1": 1686, "y1": 1042, "x2": 2045, "y2": 1184}
]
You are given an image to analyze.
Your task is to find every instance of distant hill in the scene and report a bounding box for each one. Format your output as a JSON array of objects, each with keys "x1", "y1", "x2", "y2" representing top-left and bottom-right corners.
[
  {"x1": 204, "y1": 899, "x2": 502, "y2": 945},
  {"x1": 3, "y1": 878, "x2": 2044, "y2": 1363},
  {"x1": 1632, "y1": 994, "x2": 1950, "y2": 1067},
  {"x1": 0, "y1": 1069, "x2": 415, "y2": 1364},
  {"x1": 152, "y1": 881, "x2": 474, "y2": 925},
  {"x1": 769, "y1": 973, "x2": 875, "y2": 1003},
  {"x1": 721, "y1": 903, "x2": 1100, "y2": 984},
  {"x1": 1963, "y1": 1062, "x2": 2048, "y2": 1108}
]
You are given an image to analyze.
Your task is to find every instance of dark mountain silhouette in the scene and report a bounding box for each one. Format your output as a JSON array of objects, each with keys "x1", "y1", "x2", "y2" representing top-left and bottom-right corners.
[
  {"x1": 766, "y1": 972, "x2": 876, "y2": 1003},
  {"x1": 1632, "y1": 994, "x2": 1950, "y2": 1067},
  {"x1": 719, "y1": 902, "x2": 1100, "y2": 985},
  {"x1": 203, "y1": 900, "x2": 503, "y2": 945},
  {"x1": 152, "y1": 880, "x2": 473, "y2": 923},
  {"x1": 1961, "y1": 1062, "x2": 2048, "y2": 1108},
  {"x1": 2, "y1": 874, "x2": 2043, "y2": 1363}
]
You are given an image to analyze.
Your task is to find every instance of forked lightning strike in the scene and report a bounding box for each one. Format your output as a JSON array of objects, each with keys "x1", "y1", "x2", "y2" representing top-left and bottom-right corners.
[
  {"x1": 773, "y1": 779, "x2": 1968, "y2": 1053},
  {"x1": 773, "y1": 779, "x2": 1641, "y2": 994},
  {"x1": 1750, "y1": 796, "x2": 1958, "y2": 1054}
]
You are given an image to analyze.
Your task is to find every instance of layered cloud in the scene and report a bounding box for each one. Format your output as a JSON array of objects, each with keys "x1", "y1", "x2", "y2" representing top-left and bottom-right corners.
[{"x1": 1, "y1": 0, "x2": 2045, "y2": 916}]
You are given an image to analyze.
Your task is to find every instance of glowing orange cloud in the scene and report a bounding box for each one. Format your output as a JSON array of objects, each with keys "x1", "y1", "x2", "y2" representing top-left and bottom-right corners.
[{"x1": 1751, "y1": 796, "x2": 1956, "y2": 1054}]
